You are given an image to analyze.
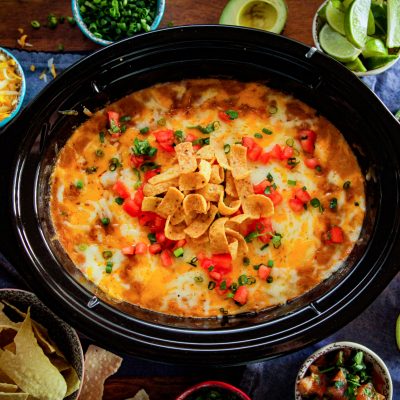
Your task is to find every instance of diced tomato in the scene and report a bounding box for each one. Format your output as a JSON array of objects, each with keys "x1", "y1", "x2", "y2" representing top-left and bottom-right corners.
[
  {"x1": 130, "y1": 154, "x2": 145, "y2": 168},
  {"x1": 149, "y1": 243, "x2": 162, "y2": 254},
  {"x1": 173, "y1": 239, "x2": 186, "y2": 250},
  {"x1": 143, "y1": 170, "x2": 159, "y2": 182},
  {"x1": 201, "y1": 258, "x2": 213, "y2": 270},
  {"x1": 242, "y1": 136, "x2": 256, "y2": 151},
  {"x1": 153, "y1": 129, "x2": 174, "y2": 143},
  {"x1": 211, "y1": 254, "x2": 233, "y2": 272},
  {"x1": 113, "y1": 180, "x2": 130, "y2": 199},
  {"x1": 157, "y1": 142, "x2": 175, "y2": 152},
  {"x1": 197, "y1": 252, "x2": 207, "y2": 262},
  {"x1": 185, "y1": 134, "x2": 196, "y2": 142},
  {"x1": 330, "y1": 226, "x2": 344, "y2": 244},
  {"x1": 304, "y1": 157, "x2": 320, "y2": 169},
  {"x1": 122, "y1": 245, "x2": 135, "y2": 255},
  {"x1": 156, "y1": 232, "x2": 166, "y2": 244},
  {"x1": 266, "y1": 189, "x2": 283, "y2": 205},
  {"x1": 149, "y1": 215, "x2": 166, "y2": 233},
  {"x1": 123, "y1": 198, "x2": 141, "y2": 217},
  {"x1": 270, "y1": 144, "x2": 283, "y2": 160},
  {"x1": 281, "y1": 146, "x2": 294, "y2": 160},
  {"x1": 216, "y1": 277, "x2": 233, "y2": 296},
  {"x1": 259, "y1": 152, "x2": 270, "y2": 164},
  {"x1": 258, "y1": 265, "x2": 272, "y2": 280},
  {"x1": 289, "y1": 198, "x2": 304, "y2": 212},
  {"x1": 160, "y1": 250, "x2": 173, "y2": 267},
  {"x1": 247, "y1": 144, "x2": 263, "y2": 161},
  {"x1": 253, "y1": 179, "x2": 271, "y2": 194},
  {"x1": 218, "y1": 110, "x2": 232, "y2": 123},
  {"x1": 138, "y1": 212, "x2": 156, "y2": 226},
  {"x1": 107, "y1": 111, "x2": 120, "y2": 128},
  {"x1": 246, "y1": 218, "x2": 273, "y2": 243},
  {"x1": 209, "y1": 271, "x2": 222, "y2": 281},
  {"x1": 134, "y1": 242, "x2": 147, "y2": 255},
  {"x1": 295, "y1": 188, "x2": 311, "y2": 203},
  {"x1": 133, "y1": 187, "x2": 144, "y2": 206},
  {"x1": 192, "y1": 144, "x2": 202, "y2": 152},
  {"x1": 298, "y1": 129, "x2": 317, "y2": 153},
  {"x1": 233, "y1": 286, "x2": 248, "y2": 305}
]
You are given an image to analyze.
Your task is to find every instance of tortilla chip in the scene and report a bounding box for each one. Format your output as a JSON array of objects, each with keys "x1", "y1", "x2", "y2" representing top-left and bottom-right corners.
[
  {"x1": 229, "y1": 144, "x2": 249, "y2": 179},
  {"x1": 225, "y1": 170, "x2": 238, "y2": 198},
  {"x1": 175, "y1": 142, "x2": 197, "y2": 173},
  {"x1": 218, "y1": 195, "x2": 241, "y2": 216},
  {"x1": 242, "y1": 194, "x2": 274, "y2": 218},
  {"x1": 209, "y1": 218, "x2": 230, "y2": 254},
  {"x1": 187, "y1": 233, "x2": 209, "y2": 246},
  {"x1": 156, "y1": 187, "x2": 184, "y2": 218},
  {"x1": 62, "y1": 366, "x2": 81, "y2": 397},
  {"x1": 183, "y1": 194, "x2": 208, "y2": 215},
  {"x1": 165, "y1": 217, "x2": 186, "y2": 240},
  {"x1": 141, "y1": 197, "x2": 163, "y2": 212},
  {"x1": 226, "y1": 228, "x2": 249, "y2": 254},
  {"x1": 184, "y1": 205, "x2": 218, "y2": 238},
  {"x1": 196, "y1": 184, "x2": 224, "y2": 202},
  {"x1": 125, "y1": 389, "x2": 150, "y2": 400},
  {"x1": 234, "y1": 175, "x2": 254, "y2": 203},
  {"x1": 0, "y1": 304, "x2": 20, "y2": 331},
  {"x1": 210, "y1": 165, "x2": 225, "y2": 184},
  {"x1": 0, "y1": 394, "x2": 28, "y2": 399},
  {"x1": 79, "y1": 345, "x2": 122, "y2": 400},
  {"x1": 210, "y1": 132, "x2": 230, "y2": 170},
  {"x1": 143, "y1": 179, "x2": 177, "y2": 197},
  {"x1": 227, "y1": 239, "x2": 239, "y2": 259},
  {"x1": 179, "y1": 160, "x2": 211, "y2": 191},
  {"x1": 196, "y1": 145, "x2": 215, "y2": 160},
  {"x1": 170, "y1": 204, "x2": 186, "y2": 225},
  {"x1": 148, "y1": 165, "x2": 180, "y2": 185},
  {"x1": 0, "y1": 312, "x2": 67, "y2": 400},
  {"x1": 0, "y1": 383, "x2": 18, "y2": 393}
]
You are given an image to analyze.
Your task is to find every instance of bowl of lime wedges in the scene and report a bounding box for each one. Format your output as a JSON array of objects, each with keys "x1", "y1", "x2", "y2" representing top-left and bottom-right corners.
[{"x1": 312, "y1": 0, "x2": 400, "y2": 76}]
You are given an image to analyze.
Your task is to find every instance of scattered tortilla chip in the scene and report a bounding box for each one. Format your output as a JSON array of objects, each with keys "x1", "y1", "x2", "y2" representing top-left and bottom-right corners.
[
  {"x1": 170, "y1": 204, "x2": 186, "y2": 225},
  {"x1": 179, "y1": 160, "x2": 211, "y2": 191},
  {"x1": 141, "y1": 197, "x2": 162, "y2": 212},
  {"x1": 210, "y1": 132, "x2": 230, "y2": 170},
  {"x1": 209, "y1": 218, "x2": 230, "y2": 254},
  {"x1": 218, "y1": 194, "x2": 241, "y2": 216},
  {"x1": 227, "y1": 239, "x2": 239, "y2": 259},
  {"x1": 0, "y1": 312, "x2": 67, "y2": 400},
  {"x1": 196, "y1": 184, "x2": 224, "y2": 202},
  {"x1": 165, "y1": 217, "x2": 186, "y2": 240},
  {"x1": 234, "y1": 175, "x2": 254, "y2": 203},
  {"x1": 183, "y1": 194, "x2": 208, "y2": 214},
  {"x1": 196, "y1": 145, "x2": 215, "y2": 160},
  {"x1": 125, "y1": 389, "x2": 150, "y2": 400},
  {"x1": 242, "y1": 194, "x2": 274, "y2": 218},
  {"x1": 0, "y1": 304, "x2": 20, "y2": 331},
  {"x1": 226, "y1": 228, "x2": 249, "y2": 254},
  {"x1": 156, "y1": 187, "x2": 184, "y2": 219},
  {"x1": 143, "y1": 180, "x2": 178, "y2": 197},
  {"x1": 0, "y1": 383, "x2": 18, "y2": 393},
  {"x1": 184, "y1": 205, "x2": 218, "y2": 238},
  {"x1": 229, "y1": 144, "x2": 249, "y2": 179},
  {"x1": 148, "y1": 165, "x2": 180, "y2": 185},
  {"x1": 209, "y1": 165, "x2": 225, "y2": 184},
  {"x1": 79, "y1": 345, "x2": 122, "y2": 400},
  {"x1": 175, "y1": 142, "x2": 197, "y2": 173},
  {"x1": 225, "y1": 170, "x2": 238, "y2": 198}
]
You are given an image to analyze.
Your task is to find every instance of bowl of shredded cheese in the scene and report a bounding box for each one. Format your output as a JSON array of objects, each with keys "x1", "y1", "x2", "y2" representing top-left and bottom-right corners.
[{"x1": 0, "y1": 48, "x2": 26, "y2": 128}]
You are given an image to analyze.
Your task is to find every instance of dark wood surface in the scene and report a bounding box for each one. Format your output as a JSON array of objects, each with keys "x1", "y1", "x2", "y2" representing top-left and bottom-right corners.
[
  {"x1": 0, "y1": 0, "x2": 322, "y2": 51},
  {"x1": 0, "y1": 0, "x2": 322, "y2": 397}
]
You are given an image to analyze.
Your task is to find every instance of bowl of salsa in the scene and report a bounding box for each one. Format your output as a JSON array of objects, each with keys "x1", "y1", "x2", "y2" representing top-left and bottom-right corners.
[{"x1": 176, "y1": 381, "x2": 251, "y2": 400}]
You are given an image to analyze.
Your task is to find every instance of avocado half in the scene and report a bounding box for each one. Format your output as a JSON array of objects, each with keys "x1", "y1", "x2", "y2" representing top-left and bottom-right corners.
[{"x1": 219, "y1": 0, "x2": 288, "y2": 34}]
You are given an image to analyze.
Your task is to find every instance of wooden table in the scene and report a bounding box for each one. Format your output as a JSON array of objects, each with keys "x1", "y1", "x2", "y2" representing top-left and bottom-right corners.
[
  {"x1": 0, "y1": 1, "x2": 322, "y2": 398},
  {"x1": 0, "y1": 0, "x2": 322, "y2": 51}
]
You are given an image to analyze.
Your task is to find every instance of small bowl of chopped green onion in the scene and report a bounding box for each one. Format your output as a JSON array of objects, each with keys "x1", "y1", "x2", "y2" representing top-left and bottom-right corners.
[
  {"x1": 71, "y1": 0, "x2": 166, "y2": 46},
  {"x1": 312, "y1": 0, "x2": 400, "y2": 76},
  {"x1": 295, "y1": 341, "x2": 393, "y2": 400}
]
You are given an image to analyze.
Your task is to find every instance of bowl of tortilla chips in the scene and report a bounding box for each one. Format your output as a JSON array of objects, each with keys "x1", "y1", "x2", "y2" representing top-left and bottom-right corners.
[{"x1": 0, "y1": 289, "x2": 83, "y2": 400}]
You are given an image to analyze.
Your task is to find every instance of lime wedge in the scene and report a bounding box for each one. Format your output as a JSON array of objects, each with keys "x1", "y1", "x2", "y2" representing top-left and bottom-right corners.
[
  {"x1": 318, "y1": 3, "x2": 328, "y2": 21},
  {"x1": 362, "y1": 37, "x2": 388, "y2": 57},
  {"x1": 364, "y1": 54, "x2": 399, "y2": 69},
  {"x1": 343, "y1": 0, "x2": 354, "y2": 9},
  {"x1": 396, "y1": 313, "x2": 400, "y2": 350},
  {"x1": 345, "y1": 0, "x2": 372, "y2": 48},
  {"x1": 319, "y1": 23, "x2": 362, "y2": 62},
  {"x1": 367, "y1": 9, "x2": 376, "y2": 34},
  {"x1": 346, "y1": 56, "x2": 367, "y2": 71},
  {"x1": 387, "y1": 0, "x2": 400, "y2": 47},
  {"x1": 327, "y1": 1, "x2": 346, "y2": 34}
]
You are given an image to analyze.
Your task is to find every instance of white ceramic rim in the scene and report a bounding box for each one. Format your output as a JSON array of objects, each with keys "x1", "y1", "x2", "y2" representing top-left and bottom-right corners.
[
  {"x1": 294, "y1": 341, "x2": 393, "y2": 400},
  {"x1": 312, "y1": 0, "x2": 400, "y2": 77}
]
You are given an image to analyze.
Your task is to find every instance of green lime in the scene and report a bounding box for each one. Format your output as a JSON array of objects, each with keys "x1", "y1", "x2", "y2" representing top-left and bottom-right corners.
[
  {"x1": 343, "y1": 0, "x2": 354, "y2": 9},
  {"x1": 344, "y1": 0, "x2": 372, "y2": 48},
  {"x1": 364, "y1": 54, "x2": 399, "y2": 69},
  {"x1": 362, "y1": 37, "x2": 388, "y2": 57},
  {"x1": 319, "y1": 23, "x2": 362, "y2": 62},
  {"x1": 318, "y1": 3, "x2": 328, "y2": 21},
  {"x1": 367, "y1": 9, "x2": 376, "y2": 34},
  {"x1": 387, "y1": 0, "x2": 400, "y2": 47},
  {"x1": 346, "y1": 56, "x2": 367, "y2": 71},
  {"x1": 396, "y1": 313, "x2": 400, "y2": 350},
  {"x1": 326, "y1": 1, "x2": 346, "y2": 34}
]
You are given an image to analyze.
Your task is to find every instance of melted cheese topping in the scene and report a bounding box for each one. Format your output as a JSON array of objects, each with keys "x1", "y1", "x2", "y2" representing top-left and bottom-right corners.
[{"x1": 50, "y1": 79, "x2": 365, "y2": 317}]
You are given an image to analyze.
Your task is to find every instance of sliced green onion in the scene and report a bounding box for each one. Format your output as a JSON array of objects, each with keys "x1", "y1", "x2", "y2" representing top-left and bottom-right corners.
[
  {"x1": 271, "y1": 233, "x2": 282, "y2": 249},
  {"x1": 266, "y1": 173, "x2": 274, "y2": 182},
  {"x1": 105, "y1": 261, "x2": 113, "y2": 273},
  {"x1": 253, "y1": 264, "x2": 261, "y2": 270},
  {"x1": 208, "y1": 266, "x2": 215, "y2": 272},
  {"x1": 120, "y1": 115, "x2": 131, "y2": 122},
  {"x1": 95, "y1": 149, "x2": 104, "y2": 157},
  {"x1": 174, "y1": 130, "x2": 185, "y2": 142},
  {"x1": 310, "y1": 198, "x2": 320, "y2": 208},
  {"x1": 262, "y1": 128, "x2": 272, "y2": 135},
  {"x1": 343, "y1": 180, "x2": 351, "y2": 190},
  {"x1": 267, "y1": 260, "x2": 274, "y2": 267},
  {"x1": 288, "y1": 179, "x2": 297, "y2": 186},
  {"x1": 99, "y1": 131, "x2": 105, "y2": 143},
  {"x1": 224, "y1": 144, "x2": 231, "y2": 154},
  {"x1": 226, "y1": 293, "x2": 235, "y2": 299},
  {"x1": 140, "y1": 126, "x2": 149, "y2": 134},
  {"x1": 243, "y1": 257, "x2": 250, "y2": 266},
  {"x1": 247, "y1": 276, "x2": 256, "y2": 285},
  {"x1": 286, "y1": 138, "x2": 294, "y2": 147},
  {"x1": 102, "y1": 250, "x2": 113, "y2": 259},
  {"x1": 316, "y1": 165, "x2": 322, "y2": 173},
  {"x1": 238, "y1": 275, "x2": 248, "y2": 286},
  {"x1": 230, "y1": 282, "x2": 238, "y2": 292},
  {"x1": 260, "y1": 243, "x2": 269, "y2": 251},
  {"x1": 194, "y1": 276, "x2": 203, "y2": 283},
  {"x1": 220, "y1": 280, "x2": 227, "y2": 290},
  {"x1": 225, "y1": 110, "x2": 238, "y2": 120},
  {"x1": 330, "y1": 198, "x2": 338, "y2": 209},
  {"x1": 254, "y1": 133, "x2": 263, "y2": 139},
  {"x1": 115, "y1": 197, "x2": 124, "y2": 205},
  {"x1": 147, "y1": 233, "x2": 156, "y2": 244},
  {"x1": 188, "y1": 257, "x2": 198, "y2": 267},
  {"x1": 208, "y1": 281, "x2": 216, "y2": 290},
  {"x1": 173, "y1": 247, "x2": 184, "y2": 258},
  {"x1": 101, "y1": 217, "x2": 110, "y2": 226},
  {"x1": 75, "y1": 180, "x2": 84, "y2": 189}
]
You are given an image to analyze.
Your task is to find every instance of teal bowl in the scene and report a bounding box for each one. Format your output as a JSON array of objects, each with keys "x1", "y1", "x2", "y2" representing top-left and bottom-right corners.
[
  {"x1": 71, "y1": 0, "x2": 166, "y2": 46},
  {"x1": 0, "y1": 48, "x2": 26, "y2": 128}
]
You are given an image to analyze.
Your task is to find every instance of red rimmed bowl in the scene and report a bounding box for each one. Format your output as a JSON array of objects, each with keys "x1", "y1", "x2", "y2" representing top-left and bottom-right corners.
[{"x1": 176, "y1": 381, "x2": 251, "y2": 400}]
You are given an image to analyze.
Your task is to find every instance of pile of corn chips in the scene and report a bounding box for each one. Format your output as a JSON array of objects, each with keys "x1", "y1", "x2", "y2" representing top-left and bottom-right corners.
[{"x1": 0, "y1": 301, "x2": 80, "y2": 399}]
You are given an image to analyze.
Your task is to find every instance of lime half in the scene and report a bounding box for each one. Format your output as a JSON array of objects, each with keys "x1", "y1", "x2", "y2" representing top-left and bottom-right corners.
[
  {"x1": 319, "y1": 23, "x2": 362, "y2": 62},
  {"x1": 387, "y1": 0, "x2": 400, "y2": 47},
  {"x1": 344, "y1": 0, "x2": 372, "y2": 48},
  {"x1": 326, "y1": 1, "x2": 346, "y2": 34},
  {"x1": 364, "y1": 54, "x2": 399, "y2": 69},
  {"x1": 362, "y1": 37, "x2": 388, "y2": 58},
  {"x1": 396, "y1": 313, "x2": 400, "y2": 350},
  {"x1": 346, "y1": 57, "x2": 367, "y2": 71}
]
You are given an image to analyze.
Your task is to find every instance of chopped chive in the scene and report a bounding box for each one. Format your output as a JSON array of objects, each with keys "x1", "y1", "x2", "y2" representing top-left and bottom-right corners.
[
  {"x1": 343, "y1": 180, "x2": 351, "y2": 190},
  {"x1": 101, "y1": 217, "x2": 110, "y2": 226},
  {"x1": 102, "y1": 250, "x2": 113, "y2": 259},
  {"x1": 224, "y1": 144, "x2": 231, "y2": 154},
  {"x1": 75, "y1": 180, "x2": 84, "y2": 189},
  {"x1": 140, "y1": 126, "x2": 149, "y2": 134},
  {"x1": 115, "y1": 197, "x2": 124, "y2": 205},
  {"x1": 262, "y1": 128, "x2": 272, "y2": 135},
  {"x1": 288, "y1": 179, "x2": 297, "y2": 186},
  {"x1": 267, "y1": 260, "x2": 274, "y2": 267},
  {"x1": 194, "y1": 276, "x2": 204, "y2": 283},
  {"x1": 243, "y1": 257, "x2": 250, "y2": 266},
  {"x1": 208, "y1": 281, "x2": 216, "y2": 290},
  {"x1": 173, "y1": 247, "x2": 184, "y2": 258},
  {"x1": 147, "y1": 233, "x2": 156, "y2": 244}
]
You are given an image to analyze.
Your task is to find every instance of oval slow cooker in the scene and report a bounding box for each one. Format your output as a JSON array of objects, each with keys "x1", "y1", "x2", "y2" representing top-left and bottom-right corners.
[{"x1": 0, "y1": 26, "x2": 399, "y2": 365}]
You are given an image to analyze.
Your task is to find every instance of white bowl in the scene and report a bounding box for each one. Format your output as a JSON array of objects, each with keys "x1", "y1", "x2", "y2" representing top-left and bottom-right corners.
[
  {"x1": 312, "y1": 0, "x2": 400, "y2": 77},
  {"x1": 295, "y1": 341, "x2": 393, "y2": 400}
]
